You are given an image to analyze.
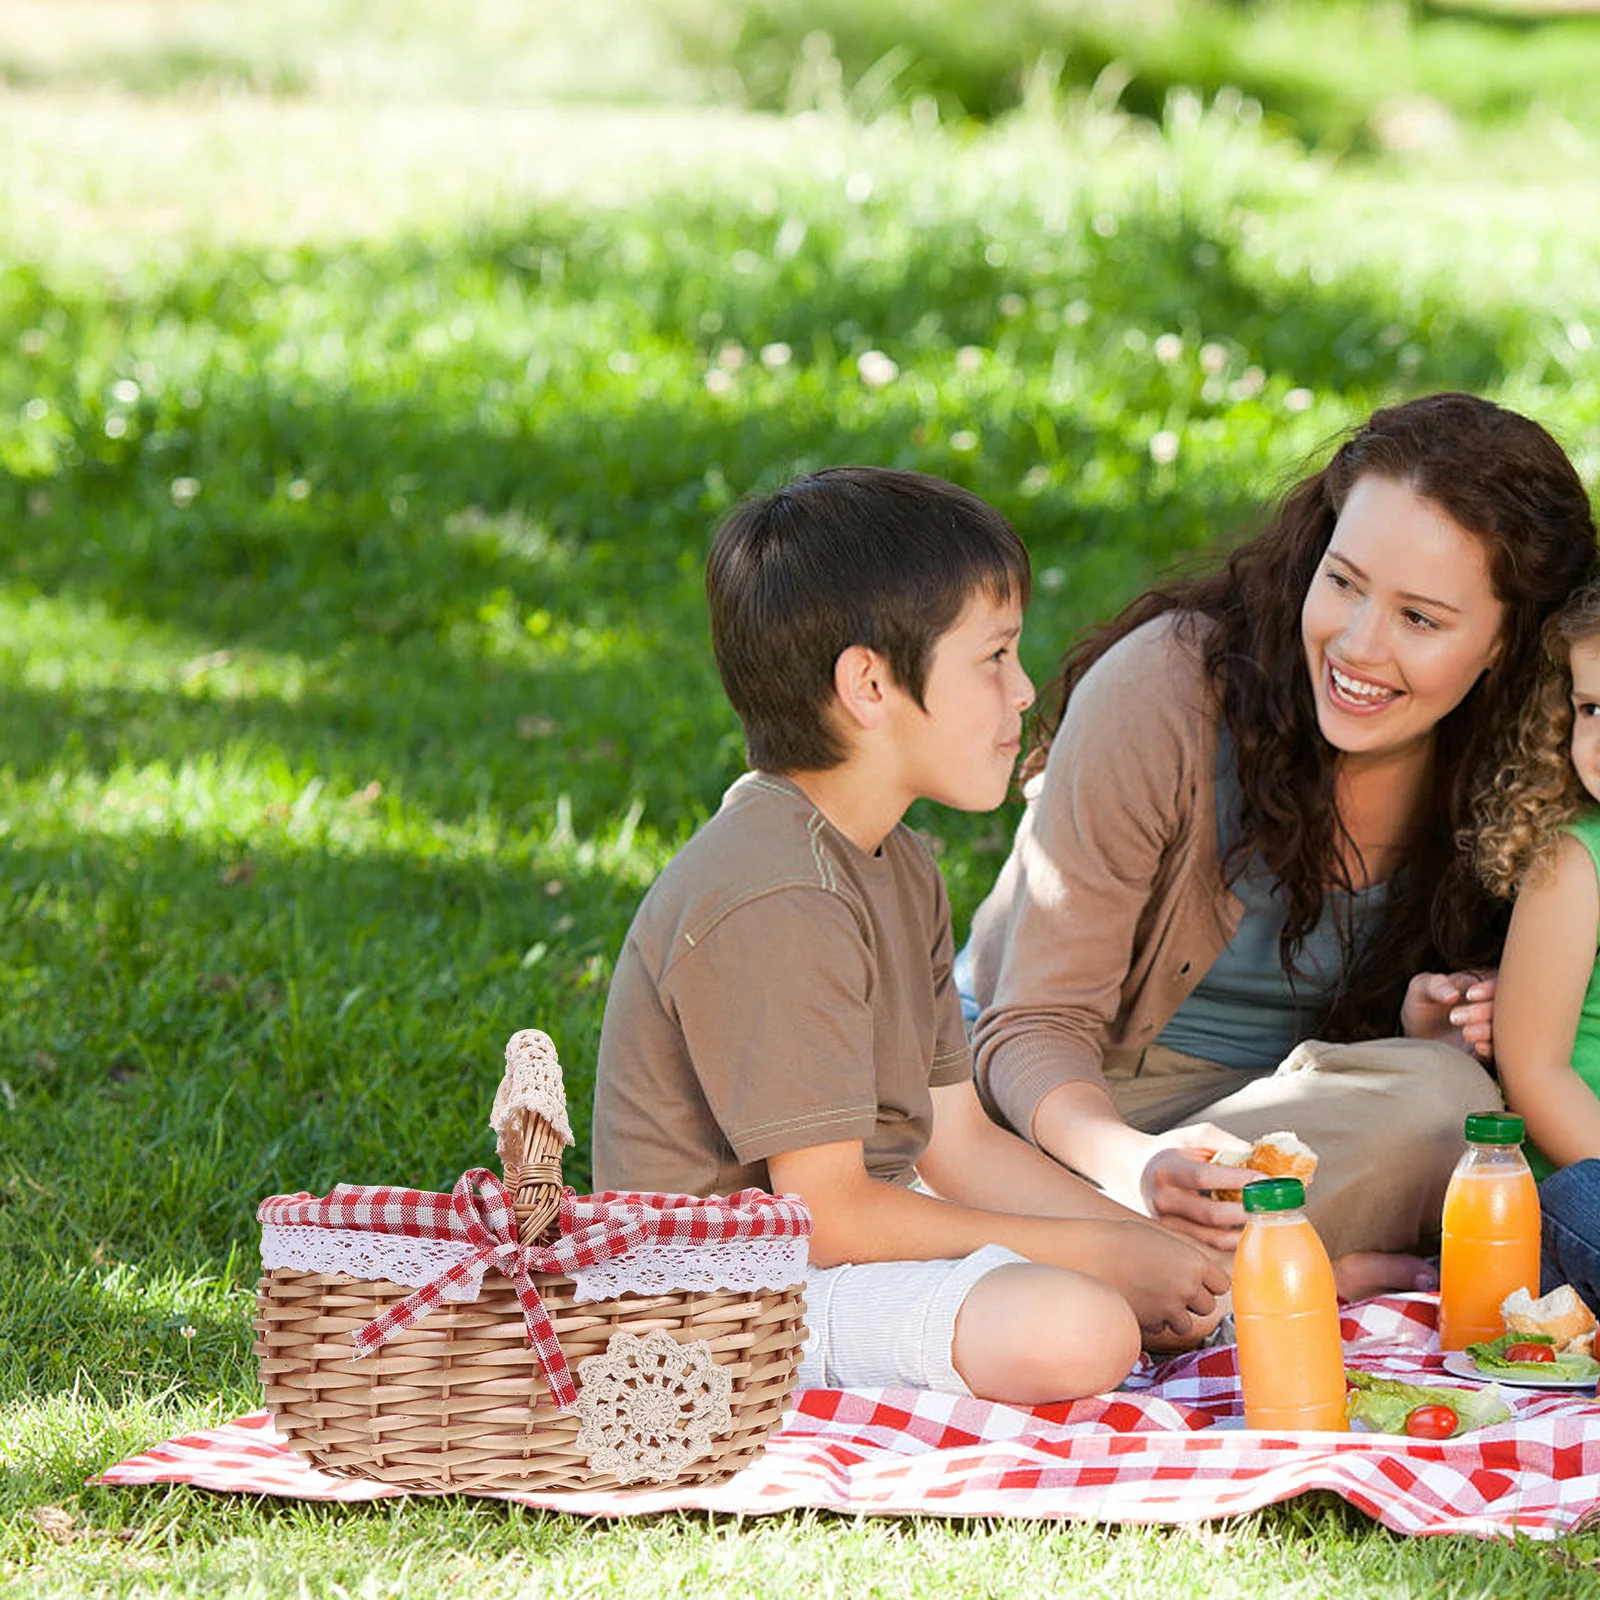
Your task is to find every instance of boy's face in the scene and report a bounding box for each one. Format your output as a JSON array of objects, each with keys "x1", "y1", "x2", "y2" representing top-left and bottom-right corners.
[
  {"x1": 884, "y1": 587, "x2": 1034, "y2": 813},
  {"x1": 1569, "y1": 637, "x2": 1600, "y2": 806}
]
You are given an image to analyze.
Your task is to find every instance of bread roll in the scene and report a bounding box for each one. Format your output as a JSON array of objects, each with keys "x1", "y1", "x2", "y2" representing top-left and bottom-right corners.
[{"x1": 1208, "y1": 1131, "x2": 1319, "y2": 1194}]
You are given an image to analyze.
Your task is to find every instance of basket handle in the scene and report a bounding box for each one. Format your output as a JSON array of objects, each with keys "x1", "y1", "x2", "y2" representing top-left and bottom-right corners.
[
  {"x1": 501, "y1": 1110, "x2": 567, "y2": 1245},
  {"x1": 490, "y1": 1029, "x2": 575, "y2": 1246}
]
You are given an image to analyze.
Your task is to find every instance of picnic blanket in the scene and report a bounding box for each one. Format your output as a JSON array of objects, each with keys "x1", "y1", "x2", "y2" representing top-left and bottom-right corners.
[{"x1": 94, "y1": 1294, "x2": 1600, "y2": 1538}]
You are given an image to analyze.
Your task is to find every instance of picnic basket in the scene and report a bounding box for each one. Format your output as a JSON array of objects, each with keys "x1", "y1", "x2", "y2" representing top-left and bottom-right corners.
[{"x1": 253, "y1": 1029, "x2": 812, "y2": 1492}]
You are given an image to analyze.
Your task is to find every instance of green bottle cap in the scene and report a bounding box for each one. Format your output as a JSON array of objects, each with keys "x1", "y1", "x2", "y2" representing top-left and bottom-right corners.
[
  {"x1": 1241, "y1": 1177, "x2": 1306, "y2": 1213},
  {"x1": 1464, "y1": 1112, "x2": 1524, "y2": 1145}
]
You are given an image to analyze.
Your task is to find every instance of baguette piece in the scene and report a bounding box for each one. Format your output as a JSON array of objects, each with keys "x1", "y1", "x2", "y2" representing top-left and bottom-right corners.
[
  {"x1": 1502, "y1": 1284, "x2": 1596, "y2": 1357},
  {"x1": 1208, "y1": 1131, "x2": 1319, "y2": 1193}
]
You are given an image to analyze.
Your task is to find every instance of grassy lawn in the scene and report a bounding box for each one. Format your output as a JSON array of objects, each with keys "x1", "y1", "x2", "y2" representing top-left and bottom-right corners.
[{"x1": 6, "y1": 1, "x2": 1600, "y2": 1593}]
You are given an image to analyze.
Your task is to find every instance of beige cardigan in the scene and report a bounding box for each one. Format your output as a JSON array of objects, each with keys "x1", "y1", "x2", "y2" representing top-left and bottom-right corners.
[{"x1": 969, "y1": 612, "x2": 1248, "y2": 1139}]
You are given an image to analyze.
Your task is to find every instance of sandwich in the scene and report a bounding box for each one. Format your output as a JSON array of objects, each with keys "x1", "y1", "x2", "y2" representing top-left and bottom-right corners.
[
  {"x1": 1464, "y1": 1285, "x2": 1600, "y2": 1382},
  {"x1": 1501, "y1": 1284, "x2": 1596, "y2": 1358}
]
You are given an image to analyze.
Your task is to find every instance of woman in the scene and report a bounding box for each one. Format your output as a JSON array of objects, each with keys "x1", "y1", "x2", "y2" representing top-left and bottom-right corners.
[{"x1": 967, "y1": 393, "x2": 1598, "y2": 1293}]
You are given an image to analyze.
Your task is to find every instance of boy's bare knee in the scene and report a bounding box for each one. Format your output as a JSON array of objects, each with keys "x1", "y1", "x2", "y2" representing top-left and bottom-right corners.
[{"x1": 951, "y1": 1263, "x2": 1140, "y2": 1405}]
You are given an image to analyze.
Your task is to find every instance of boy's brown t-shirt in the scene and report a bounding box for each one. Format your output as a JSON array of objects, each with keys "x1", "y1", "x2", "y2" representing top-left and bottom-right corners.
[{"x1": 591, "y1": 772, "x2": 973, "y2": 1197}]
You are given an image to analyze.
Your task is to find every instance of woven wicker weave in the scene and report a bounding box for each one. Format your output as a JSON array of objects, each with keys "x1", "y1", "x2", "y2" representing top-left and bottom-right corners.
[{"x1": 254, "y1": 1072, "x2": 808, "y2": 1492}]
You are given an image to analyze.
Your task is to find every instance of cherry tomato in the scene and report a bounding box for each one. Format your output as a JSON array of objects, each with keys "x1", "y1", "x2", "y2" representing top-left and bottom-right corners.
[
  {"x1": 1503, "y1": 1342, "x2": 1556, "y2": 1363},
  {"x1": 1404, "y1": 1404, "x2": 1459, "y2": 1440}
]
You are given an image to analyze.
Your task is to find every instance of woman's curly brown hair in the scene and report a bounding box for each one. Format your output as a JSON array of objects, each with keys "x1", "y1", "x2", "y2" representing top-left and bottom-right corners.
[
  {"x1": 1473, "y1": 579, "x2": 1600, "y2": 898},
  {"x1": 1026, "y1": 393, "x2": 1598, "y2": 1041}
]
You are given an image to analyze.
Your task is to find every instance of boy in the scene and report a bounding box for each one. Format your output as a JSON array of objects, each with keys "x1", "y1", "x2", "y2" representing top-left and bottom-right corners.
[{"x1": 592, "y1": 468, "x2": 1227, "y2": 1402}]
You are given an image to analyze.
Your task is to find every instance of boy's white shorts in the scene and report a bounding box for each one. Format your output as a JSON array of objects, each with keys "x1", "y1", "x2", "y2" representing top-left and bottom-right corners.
[{"x1": 794, "y1": 1243, "x2": 1027, "y2": 1394}]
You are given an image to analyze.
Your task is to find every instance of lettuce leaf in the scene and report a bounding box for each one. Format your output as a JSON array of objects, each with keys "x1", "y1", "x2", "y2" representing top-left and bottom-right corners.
[
  {"x1": 1344, "y1": 1370, "x2": 1512, "y2": 1436},
  {"x1": 1464, "y1": 1332, "x2": 1600, "y2": 1380}
]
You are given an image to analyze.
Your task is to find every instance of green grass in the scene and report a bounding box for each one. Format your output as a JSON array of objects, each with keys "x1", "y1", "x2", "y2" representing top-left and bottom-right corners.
[
  {"x1": 6, "y1": 1, "x2": 1600, "y2": 1593},
  {"x1": 6, "y1": 0, "x2": 1600, "y2": 145}
]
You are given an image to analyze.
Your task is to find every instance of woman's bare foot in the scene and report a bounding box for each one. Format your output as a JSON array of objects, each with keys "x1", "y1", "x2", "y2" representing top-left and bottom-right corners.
[{"x1": 1333, "y1": 1250, "x2": 1438, "y2": 1302}]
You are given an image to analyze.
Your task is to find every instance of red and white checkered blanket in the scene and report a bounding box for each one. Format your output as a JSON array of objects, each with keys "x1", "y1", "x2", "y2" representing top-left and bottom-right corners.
[{"x1": 94, "y1": 1295, "x2": 1600, "y2": 1538}]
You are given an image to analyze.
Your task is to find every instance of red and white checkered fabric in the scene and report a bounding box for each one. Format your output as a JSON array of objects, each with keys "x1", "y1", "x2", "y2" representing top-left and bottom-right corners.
[
  {"x1": 257, "y1": 1175, "x2": 810, "y2": 1410},
  {"x1": 257, "y1": 1183, "x2": 812, "y2": 1245},
  {"x1": 95, "y1": 1294, "x2": 1600, "y2": 1537}
]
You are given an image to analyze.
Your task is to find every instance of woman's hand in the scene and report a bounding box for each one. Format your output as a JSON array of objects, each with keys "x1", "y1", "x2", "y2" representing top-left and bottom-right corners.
[
  {"x1": 1401, "y1": 969, "x2": 1496, "y2": 1059},
  {"x1": 1138, "y1": 1123, "x2": 1262, "y2": 1252}
]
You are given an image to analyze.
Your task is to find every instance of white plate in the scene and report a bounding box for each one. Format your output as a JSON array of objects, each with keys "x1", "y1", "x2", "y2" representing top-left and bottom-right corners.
[{"x1": 1440, "y1": 1350, "x2": 1599, "y2": 1390}]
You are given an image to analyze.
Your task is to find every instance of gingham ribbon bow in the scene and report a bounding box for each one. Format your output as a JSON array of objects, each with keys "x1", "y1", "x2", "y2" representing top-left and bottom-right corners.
[
  {"x1": 269, "y1": 1171, "x2": 812, "y2": 1412},
  {"x1": 344, "y1": 1167, "x2": 589, "y2": 1406}
]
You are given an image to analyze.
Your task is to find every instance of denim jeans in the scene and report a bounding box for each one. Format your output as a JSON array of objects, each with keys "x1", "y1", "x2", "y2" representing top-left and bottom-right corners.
[{"x1": 1540, "y1": 1159, "x2": 1600, "y2": 1314}]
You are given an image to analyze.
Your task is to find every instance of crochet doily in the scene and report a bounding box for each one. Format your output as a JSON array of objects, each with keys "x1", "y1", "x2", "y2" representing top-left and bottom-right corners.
[
  {"x1": 574, "y1": 1327, "x2": 733, "y2": 1484},
  {"x1": 490, "y1": 1028, "x2": 574, "y2": 1158}
]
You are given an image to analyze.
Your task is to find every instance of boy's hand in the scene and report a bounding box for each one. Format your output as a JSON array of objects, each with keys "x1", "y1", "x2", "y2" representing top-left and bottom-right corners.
[
  {"x1": 1090, "y1": 1221, "x2": 1231, "y2": 1349},
  {"x1": 1138, "y1": 1123, "x2": 1262, "y2": 1252}
]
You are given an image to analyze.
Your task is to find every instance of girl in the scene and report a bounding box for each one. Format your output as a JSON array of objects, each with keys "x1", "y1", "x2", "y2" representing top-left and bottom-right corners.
[
  {"x1": 1477, "y1": 579, "x2": 1600, "y2": 1312},
  {"x1": 964, "y1": 393, "x2": 1598, "y2": 1295}
]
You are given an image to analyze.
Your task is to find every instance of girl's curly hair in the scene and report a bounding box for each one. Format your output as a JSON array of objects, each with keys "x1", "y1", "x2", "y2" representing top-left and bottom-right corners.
[
  {"x1": 1026, "y1": 393, "x2": 1598, "y2": 1041},
  {"x1": 1473, "y1": 579, "x2": 1600, "y2": 898}
]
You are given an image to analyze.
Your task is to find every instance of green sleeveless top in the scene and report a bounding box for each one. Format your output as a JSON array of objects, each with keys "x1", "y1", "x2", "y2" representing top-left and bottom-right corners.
[{"x1": 1528, "y1": 808, "x2": 1600, "y2": 1181}]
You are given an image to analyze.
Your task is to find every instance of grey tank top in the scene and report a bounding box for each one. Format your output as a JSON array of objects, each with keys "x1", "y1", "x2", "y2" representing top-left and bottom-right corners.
[{"x1": 1156, "y1": 727, "x2": 1389, "y2": 1071}]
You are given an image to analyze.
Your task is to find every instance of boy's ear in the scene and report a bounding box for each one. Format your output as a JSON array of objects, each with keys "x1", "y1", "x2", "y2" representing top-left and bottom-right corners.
[{"x1": 832, "y1": 644, "x2": 894, "y2": 732}]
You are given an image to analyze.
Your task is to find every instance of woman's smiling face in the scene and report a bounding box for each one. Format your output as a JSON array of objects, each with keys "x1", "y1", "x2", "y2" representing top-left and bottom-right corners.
[{"x1": 1300, "y1": 474, "x2": 1508, "y2": 768}]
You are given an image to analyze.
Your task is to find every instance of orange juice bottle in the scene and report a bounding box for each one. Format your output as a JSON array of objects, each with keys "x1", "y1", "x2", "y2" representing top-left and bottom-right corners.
[
  {"x1": 1438, "y1": 1111, "x2": 1541, "y2": 1351},
  {"x1": 1234, "y1": 1177, "x2": 1348, "y2": 1431}
]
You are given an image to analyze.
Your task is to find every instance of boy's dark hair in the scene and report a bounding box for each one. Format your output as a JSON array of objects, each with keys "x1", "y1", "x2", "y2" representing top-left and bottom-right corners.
[{"x1": 706, "y1": 467, "x2": 1031, "y2": 773}]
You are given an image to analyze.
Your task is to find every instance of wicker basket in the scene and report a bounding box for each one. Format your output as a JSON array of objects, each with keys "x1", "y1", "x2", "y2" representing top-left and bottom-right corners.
[{"x1": 254, "y1": 1032, "x2": 810, "y2": 1492}]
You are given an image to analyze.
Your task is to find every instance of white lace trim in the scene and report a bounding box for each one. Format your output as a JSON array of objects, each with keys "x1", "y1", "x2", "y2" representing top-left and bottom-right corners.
[
  {"x1": 567, "y1": 1239, "x2": 809, "y2": 1303},
  {"x1": 260, "y1": 1224, "x2": 807, "y2": 1302},
  {"x1": 491, "y1": 1028, "x2": 574, "y2": 1153},
  {"x1": 261, "y1": 1223, "x2": 486, "y2": 1297}
]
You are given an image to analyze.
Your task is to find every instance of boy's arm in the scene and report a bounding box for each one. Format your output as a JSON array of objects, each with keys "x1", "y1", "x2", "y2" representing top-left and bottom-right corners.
[
  {"x1": 767, "y1": 1121, "x2": 1230, "y2": 1347},
  {"x1": 1496, "y1": 833, "x2": 1600, "y2": 1167}
]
